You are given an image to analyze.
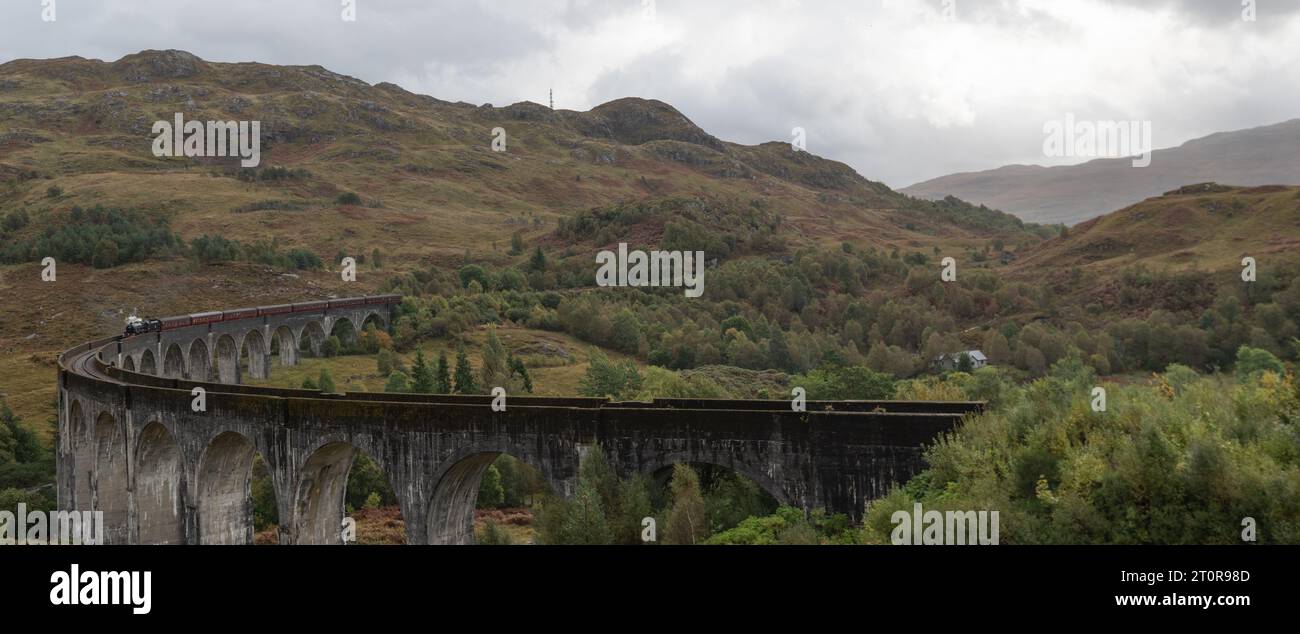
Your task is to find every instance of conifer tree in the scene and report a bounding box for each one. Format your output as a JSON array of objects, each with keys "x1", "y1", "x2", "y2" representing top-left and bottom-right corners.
[
  {"x1": 454, "y1": 346, "x2": 479, "y2": 394},
  {"x1": 434, "y1": 350, "x2": 452, "y2": 394},
  {"x1": 509, "y1": 354, "x2": 533, "y2": 393},
  {"x1": 411, "y1": 350, "x2": 435, "y2": 393}
]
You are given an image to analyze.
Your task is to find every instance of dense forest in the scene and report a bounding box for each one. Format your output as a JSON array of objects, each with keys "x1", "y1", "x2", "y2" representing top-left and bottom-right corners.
[{"x1": 375, "y1": 209, "x2": 1300, "y2": 385}]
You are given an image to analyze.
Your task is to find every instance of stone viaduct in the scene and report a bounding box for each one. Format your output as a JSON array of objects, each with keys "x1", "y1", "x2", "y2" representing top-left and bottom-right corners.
[{"x1": 57, "y1": 295, "x2": 983, "y2": 545}]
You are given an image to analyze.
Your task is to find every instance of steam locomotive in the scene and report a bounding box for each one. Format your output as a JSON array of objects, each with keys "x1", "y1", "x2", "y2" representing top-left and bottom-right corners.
[
  {"x1": 120, "y1": 295, "x2": 402, "y2": 338},
  {"x1": 124, "y1": 316, "x2": 163, "y2": 336}
]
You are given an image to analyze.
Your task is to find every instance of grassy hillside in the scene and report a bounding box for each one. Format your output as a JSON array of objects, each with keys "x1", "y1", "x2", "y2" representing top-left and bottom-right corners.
[
  {"x1": 0, "y1": 49, "x2": 1041, "y2": 266},
  {"x1": 1013, "y1": 184, "x2": 1300, "y2": 273},
  {"x1": 0, "y1": 49, "x2": 1049, "y2": 430}
]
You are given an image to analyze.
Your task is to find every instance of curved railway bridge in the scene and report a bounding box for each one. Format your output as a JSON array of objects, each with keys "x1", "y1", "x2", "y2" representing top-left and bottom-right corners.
[{"x1": 56, "y1": 295, "x2": 985, "y2": 545}]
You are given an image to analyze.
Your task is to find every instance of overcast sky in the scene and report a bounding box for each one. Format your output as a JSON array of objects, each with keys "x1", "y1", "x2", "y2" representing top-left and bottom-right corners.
[{"x1": 1, "y1": 0, "x2": 1297, "y2": 187}]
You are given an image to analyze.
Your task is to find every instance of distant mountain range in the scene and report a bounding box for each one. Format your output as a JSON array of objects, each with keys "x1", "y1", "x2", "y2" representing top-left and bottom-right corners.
[{"x1": 901, "y1": 119, "x2": 1300, "y2": 226}]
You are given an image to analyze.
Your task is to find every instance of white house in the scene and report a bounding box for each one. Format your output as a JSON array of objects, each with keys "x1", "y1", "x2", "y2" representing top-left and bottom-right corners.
[{"x1": 935, "y1": 350, "x2": 988, "y2": 372}]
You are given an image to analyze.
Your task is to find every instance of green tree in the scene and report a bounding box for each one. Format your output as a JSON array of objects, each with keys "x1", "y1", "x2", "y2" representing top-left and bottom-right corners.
[
  {"x1": 318, "y1": 369, "x2": 336, "y2": 393},
  {"x1": 957, "y1": 351, "x2": 974, "y2": 373},
  {"x1": 91, "y1": 238, "x2": 118, "y2": 268},
  {"x1": 983, "y1": 330, "x2": 1012, "y2": 364},
  {"x1": 480, "y1": 328, "x2": 512, "y2": 390},
  {"x1": 434, "y1": 350, "x2": 452, "y2": 394},
  {"x1": 494, "y1": 455, "x2": 522, "y2": 507},
  {"x1": 1235, "y1": 345, "x2": 1284, "y2": 382},
  {"x1": 475, "y1": 462, "x2": 504, "y2": 506},
  {"x1": 616, "y1": 475, "x2": 655, "y2": 544},
  {"x1": 345, "y1": 453, "x2": 395, "y2": 509},
  {"x1": 477, "y1": 464, "x2": 505, "y2": 507},
  {"x1": 360, "y1": 323, "x2": 381, "y2": 354},
  {"x1": 383, "y1": 371, "x2": 411, "y2": 393},
  {"x1": 528, "y1": 245, "x2": 547, "y2": 272},
  {"x1": 0, "y1": 402, "x2": 43, "y2": 466},
  {"x1": 458, "y1": 264, "x2": 489, "y2": 289},
  {"x1": 509, "y1": 354, "x2": 533, "y2": 393},
  {"x1": 792, "y1": 364, "x2": 894, "y2": 400},
  {"x1": 768, "y1": 328, "x2": 795, "y2": 372},
  {"x1": 376, "y1": 348, "x2": 394, "y2": 376},
  {"x1": 558, "y1": 480, "x2": 613, "y2": 544},
  {"x1": 411, "y1": 350, "x2": 436, "y2": 393},
  {"x1": 664, "y1": 464, "x2": 708, "y2": 544},
  {"x1": 454, "y1": 346, "x2": 479, "y2": 394},
  {"x1": 250, "y1": 456, "x2": 279, "y2": 532},
  {"x1": 577, "y1": 348, "x2": 642, "y2": 399},
  {"x1": 579, "y1": 445, "x2": 620, "y2": 522},
  {"x1": 609, "y1": 309, "x2": 641, "y2": 354},
  {"x1": 703, "y1": 471, "x2": 776, "y2": 534},
  {"x1": 705, "y1": 506, "x2": 793, "y2": 545}
]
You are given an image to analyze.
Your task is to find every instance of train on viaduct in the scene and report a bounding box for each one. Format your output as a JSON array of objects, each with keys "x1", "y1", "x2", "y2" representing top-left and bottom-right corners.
[{"x1": 56, "y1": 295, "x2": 983, "y2": 544}]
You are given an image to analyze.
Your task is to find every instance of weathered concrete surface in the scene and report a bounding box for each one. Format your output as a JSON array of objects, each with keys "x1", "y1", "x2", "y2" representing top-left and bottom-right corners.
[{"x1": 57, "y1": 304, "x2": 983, "y2": 545}]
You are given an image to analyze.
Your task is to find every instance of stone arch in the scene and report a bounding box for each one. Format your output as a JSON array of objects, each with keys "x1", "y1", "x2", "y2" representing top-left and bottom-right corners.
[
  {"x1": 188, "y1": 338, "x2": 211, "y2": 382},
  {"x1": 239, "y1": 329, "x2": 269, "y2": 380},
  {"x1": 69, "y1": 400, "x2": 92, "y2": 511},
  {"x1": 196, "y1": 431, "x2": 258, "y2": 544},
  {"x1": 359, "y1": 310, "x2": 387, "y2": 332},
  {"x1": 357, "y1": 311, "x2": 388, "y2": 351},
  {"x1": 214, "y1": 334, "x2": 239, "y2": 384},
  {"x1": 300, "y1": 321, "x2": 326, "y2": 357},
  {"x1": 425, "y1": 443, "x2": 559, "y2": 545},
  {"x1": 93, "y1": 411, "x2": 129, "y2": 544},
  {"x1": 328, "y1": 317, "x2": 358, "y2": 352},
  {"x1": 139, "y1": 348, "x2": 157, "y2": 376},
  {"x1": 162, "y1": 343, "x2": 185, "y2": 379},
  {"x1": 134, "y1": 422, "x2": 184, "y2": 544},
  {"x1": 291, "y1": 442, "x2": 358, "y2": 544},
  {"x1": 640, "y1": 453, "x2": 792, "y2": 509},
  {"x1": 271, "y1": 325, "x2": 297, "y2": 367},
  {"x1": 122, "y1": 355, "x2": 136, "y2": 372}
]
